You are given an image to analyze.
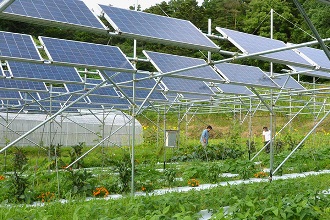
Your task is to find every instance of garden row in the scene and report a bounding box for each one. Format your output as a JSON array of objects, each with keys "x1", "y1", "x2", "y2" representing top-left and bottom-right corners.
[{"x1": 1, "y1": 173, "x2": 329, "y2": 219}]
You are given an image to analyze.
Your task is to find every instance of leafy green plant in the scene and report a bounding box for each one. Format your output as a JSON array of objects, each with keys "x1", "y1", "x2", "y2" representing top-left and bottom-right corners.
[
  {"x1": 67, "y1": 169, "x2": 94, "y2": 196},
  {"x1": 68, "y1": 142, "x2": 84, "y2": 169},
  {"x1": 108, "y1": 153, "x2": 132, "y2": 193},
  {"x1": 4, "y1": 148, "x2": 30, "y2": 203},
  {"x1": 207, "y1": 163, "x2": 222, "y2": 183},
  {"x1": 164, "y1": 168, "x2": 177, "y2": 187}
]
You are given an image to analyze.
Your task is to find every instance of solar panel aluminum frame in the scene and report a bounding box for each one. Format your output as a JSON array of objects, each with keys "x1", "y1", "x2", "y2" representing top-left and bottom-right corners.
[
  {"x1": 0, "y1": 1, "x2": 108, "y2": 34},
  {"x1": 101, "y1": 7, "x2": 220, "y2": 52},
  {"x1": 216, "y1": 27, "x2": 315, "y2": 69},
  {"x1": 39, "y1": 37, "x2": 136, "y2": 73}
]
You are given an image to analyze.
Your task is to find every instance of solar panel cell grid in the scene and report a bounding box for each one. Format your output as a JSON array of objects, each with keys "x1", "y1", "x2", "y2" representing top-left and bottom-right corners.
[
  {"x1": 40, "y1": 37, "x2": 135, "y2": 71},
  {"x1": 0, "y1": 78, "x2": 47, "y2": 91},
  {"x1": 100, "y1": 5, "x2": 219, "y2": 51},
  {"x1": 8, "y1": 61, "x2": 82, "y2": 83},
  {"x1": 0, "y1": 31, "x2": 41, "y2": 60}
]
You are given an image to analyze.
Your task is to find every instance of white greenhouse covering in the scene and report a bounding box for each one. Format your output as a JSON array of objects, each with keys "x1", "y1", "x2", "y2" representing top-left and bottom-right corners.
[{"x1": 0, "y1": 110, "x2": 143, "y2": 147}]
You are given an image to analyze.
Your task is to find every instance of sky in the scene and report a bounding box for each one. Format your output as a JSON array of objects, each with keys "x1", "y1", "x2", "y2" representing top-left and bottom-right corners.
[{"x1": 83, "y1": 0, "x2": 203, "y2": 11}]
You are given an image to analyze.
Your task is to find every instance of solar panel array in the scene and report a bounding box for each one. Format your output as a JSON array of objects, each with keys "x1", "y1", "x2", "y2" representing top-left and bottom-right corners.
[
  {"x1": 0, "y1": 31, "x2": 41, "y2": 60},
  {"x1": 1, "y1": 0, "x2": 106, "y2": 32},
  {"x1": 100, "y1": 5, "x2": 219, "y2": 51},
  {"x1": 144, "y1": 51, "x2": 224, "y2": 83},
  {"x1": 216, "y1": 27, "x2": 313, "y2": 68},
  {"x1": 215, "y1": 63, "x2": 279, "y2": 88},
  {"x1": 7, "y1": 61, "x2": 82, "y2": 83},
  {"x1": 39, "y1": 37, "x2": 135, "y2": 71}
]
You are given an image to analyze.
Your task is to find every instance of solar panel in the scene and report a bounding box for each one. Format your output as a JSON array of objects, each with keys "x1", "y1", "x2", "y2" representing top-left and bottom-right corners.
[
  {"x1": 0, "y1": 78, "x2": 47, "y2": 91},
  {"x1": 1, "y1": 0, "x2": 107, "y2": 32},
  {"x1": 216, "y1": 84, "x2": 254, "y2": 95},
  {"x1": 216, "y1": 27, "x2": 313, "y2": 68},
  {"x1": 0, "y1": 90, "x2": 21, "y2": 99},
  {"x1": 103, "y1": 71, "x2": 161, "y2": 89},
  {"x1": 143, "y1": 51, "x2": 224, "y2": 83},
  {"x1": 87, "y1": 95, "x2": 130, "y2": 106},
  {"x1": 295, "y1": 47, "x2": 330, "y2": 71},
  {"x1": 7, "y1": 61, "x2": 82, "y2": 83},
  {"x1": 161, "y1": 77, "x2": 214, "y2": 95},
  {"x1": 66, "y1": 78, "x2": 123, "y2": 97},
  {"x1": 0, "y1": 31, "x2": 41, "y2": 60},
  {"x1": 266, "y1": 73, "x2": 305, "y2": 90},
  {"x1": 39, "y1": 36, "x2": 135, "y2": 71},
  {"x1": 181, "y1": 93, "x2": 213, "y2": 101},
  {"x1": 214, "y1": 63, "x2": 279, "y2": 88},
  {"x1": 288, "y1": 66, "x2": 330, "y2": 79},
  {"x1": 118, "y1": 88, "x2": 167, "y2": 101},
  {"x1": 100, "y1": 6, "x2": 219, "y2": 51}
]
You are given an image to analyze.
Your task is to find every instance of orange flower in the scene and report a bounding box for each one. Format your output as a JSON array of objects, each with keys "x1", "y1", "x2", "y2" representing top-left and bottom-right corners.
[
  {"x1": 93, "y1": 186, "x2": 109, "y2": 197},
  {"x1": 188, "y1": 178, "x2": 199, "y2": 187},
  {"x1": 0, "y1": 175, "x2": 5, "y2": 181}
]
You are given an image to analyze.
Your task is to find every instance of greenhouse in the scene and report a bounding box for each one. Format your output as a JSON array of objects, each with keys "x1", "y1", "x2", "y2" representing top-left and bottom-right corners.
[{"x1": 0, "y1": 0, "x2": 330, "y2": 218}]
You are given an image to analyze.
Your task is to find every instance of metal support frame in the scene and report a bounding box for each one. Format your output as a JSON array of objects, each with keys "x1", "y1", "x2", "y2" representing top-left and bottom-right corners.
[
  {"x1": 0, "y1": 81, "x2": 107, "y2": 153},
  {"x1": 273, "y1": 109, "x2": 330, "y2": 175},
  {"x1": 0, "y1": 0, "x2": 15, "y2": 12},
  {"x1": 251, "y1": 97, "x2": 314, "y2": 161},
  {"x1": 66, "y1": 118, "x2": 134, "y2": 169}
]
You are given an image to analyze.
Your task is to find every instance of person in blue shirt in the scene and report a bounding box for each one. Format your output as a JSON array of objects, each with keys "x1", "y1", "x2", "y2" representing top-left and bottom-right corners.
[{"x1": 200, "y1": 125, "x2": 212, "y2": 147}]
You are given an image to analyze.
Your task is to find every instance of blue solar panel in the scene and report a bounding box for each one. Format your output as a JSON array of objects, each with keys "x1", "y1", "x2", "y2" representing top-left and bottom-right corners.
[
  {"x1": 118, "y1": 88, "x2": 167, "y2": 101},
  {"x1": 0, "y1": 78, "x2": 47, "y2": 91},
  {"x1": 87, "y1": 95, "x2": 130, "y2": 106},
  {"x1": 181, "y1": 93, "x2": 213, "y2": 100},
  {"x1": 66, "y1": 80, "x2": 124, "y2": 98},
  {"x1": 161, "y1": 78, "x2": 214, "y2": 95},
  {"x1": 2, "y1": 0, "x2": 106, "y2": 31},
  {"x1": 0, "y1": 90, "x2": 21, "y2": 99},
  {"x1": 216, "y1": 27, "x2": 313, "y2": 68},
  {"x1": 215, "y1": 63, "x2": 279, "y2": 88},
  {"x1": 144, "y1": 51, "x2": 224, "y2": 82},
  {"x1": 266, "y1": 73, "x2": 305, "y2": 90},
  {"x1": 216, "y1": 84, "x2": 254, "y2": 95},
  {"x1": 39, "y1": 36, "x2": 135, "y2": 71},
  {"x1": 100, "y1": 6, "x2": 219, "y2": 51},
  {"x1": 0, "y1": 31, "x2": 41, "y2": 60},
  {"x1": 295, "y1": 47, "x2": 330, "y2": 71},
  {"x1": 7, "y1": 61, "x2": 82, "y2": 83},
  {"x1": 103, "y1": 71, "x2": 161, "y2": 89},
  {"x1": 289, "y1": 66, "x2": 330, "y2": 79}
]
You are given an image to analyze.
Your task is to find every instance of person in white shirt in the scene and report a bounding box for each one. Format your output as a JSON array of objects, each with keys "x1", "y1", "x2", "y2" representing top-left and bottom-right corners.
[{"x1": 262, "y1": 126, "x2": 271, "y2": 153}]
